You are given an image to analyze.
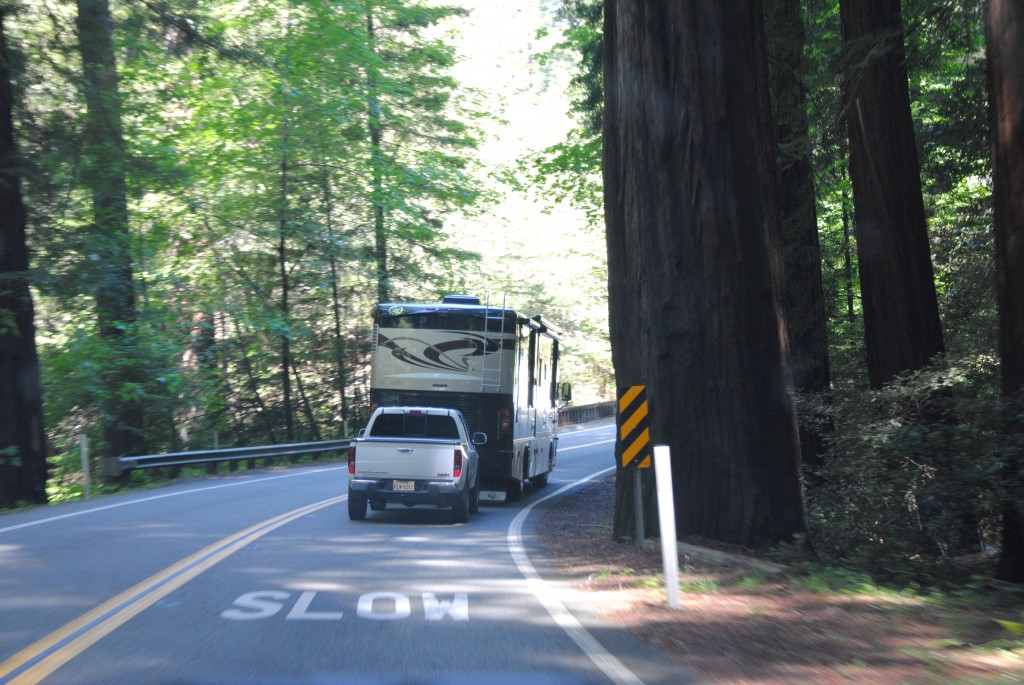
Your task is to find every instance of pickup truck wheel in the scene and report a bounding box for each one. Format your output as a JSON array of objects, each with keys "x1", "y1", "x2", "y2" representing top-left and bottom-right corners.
[
  {"x1": 469, "y1": 478, "x2": 480, "y2": 514},
  {"x1": 530, "y1": 472, "x2": 549, "y2": 488},
  {"x1": 451, "y1": 485, "x2": 470, "y2": 524},
  {"x1": 348, "y1": 491, "x2": 368, "y2": 521}
]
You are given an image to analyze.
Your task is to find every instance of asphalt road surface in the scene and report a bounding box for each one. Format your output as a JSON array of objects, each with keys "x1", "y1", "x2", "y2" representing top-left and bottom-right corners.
[{"x1": 0, "y1": 420, "x2": 700, "y2": 685}]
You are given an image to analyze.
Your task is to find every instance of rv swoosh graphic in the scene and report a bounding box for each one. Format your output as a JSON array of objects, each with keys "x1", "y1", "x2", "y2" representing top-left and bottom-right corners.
[{"x1": 378, "y1": 333, "x2": 511, "y2": 372}]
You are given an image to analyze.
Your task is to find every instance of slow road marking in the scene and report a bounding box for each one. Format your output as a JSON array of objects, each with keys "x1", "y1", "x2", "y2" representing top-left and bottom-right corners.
[
  {"x1": 220, "y1": 590, "x2": 470, "y2": 621},
  {"x1": 0, "y1": 496, "x2": 345, "y2": 685}
]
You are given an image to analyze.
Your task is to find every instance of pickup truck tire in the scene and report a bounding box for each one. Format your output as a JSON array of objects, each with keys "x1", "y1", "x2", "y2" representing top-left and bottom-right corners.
[
  {"x1": 530, "y1": 472, "x2": 549, "y2": 488},
  {"x1": 451, "y1": 485, "x2": 470, "y2": 524},
  {"x1": 348, "y1": 490, "x2": 368, "y2": 521},
  {"x1": 469, "y1": 478, "x2": 480, "y2": 514}
]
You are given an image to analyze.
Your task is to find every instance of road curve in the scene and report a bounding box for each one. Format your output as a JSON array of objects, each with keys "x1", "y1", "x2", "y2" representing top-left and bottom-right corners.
[{"x1": 0, "y1": 420, "x2": 700, "y2": 685}]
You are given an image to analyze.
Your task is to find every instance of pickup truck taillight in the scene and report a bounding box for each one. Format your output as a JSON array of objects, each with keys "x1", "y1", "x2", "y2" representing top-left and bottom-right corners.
[
  {"x1": 453, "y1": 448, "x2": 463, "y2": 478},
  {"x1": 500, "y1": 408, "x2": 511, "y2": 433},
  {"x1": 347, "y1": 445, "x2": 356, "y2": 475}
]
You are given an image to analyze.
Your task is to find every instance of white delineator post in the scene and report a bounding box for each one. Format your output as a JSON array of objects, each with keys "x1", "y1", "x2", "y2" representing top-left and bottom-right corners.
[{"x1": 654, "y1": 445, "x2": 680, "y2": 609}]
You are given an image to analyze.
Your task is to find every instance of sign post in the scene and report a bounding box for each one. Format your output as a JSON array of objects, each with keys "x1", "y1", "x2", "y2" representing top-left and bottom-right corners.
[{"x1": 617, "y1": 386, "x2": 652, "y2": 548}]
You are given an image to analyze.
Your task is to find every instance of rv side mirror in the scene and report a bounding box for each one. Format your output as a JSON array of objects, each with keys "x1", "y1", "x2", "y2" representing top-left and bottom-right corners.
[
  {"x1": 472, "y1": 432, "x2": 488, "y2": 445},
  {"x1": 560, "y1": 382, "x2": 572, "y2": 402}
]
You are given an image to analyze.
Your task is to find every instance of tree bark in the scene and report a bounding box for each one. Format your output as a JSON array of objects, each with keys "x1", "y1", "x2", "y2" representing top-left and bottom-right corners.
[
  {"x1": 840, "y1": 0, "x2": 945, "y2": 389},
  {"x1": 278, "y1": 161, "x2": 295, "y2": 444},
  {"x1": 0, "y1": 12, "x2": 49, "y2": 508},
  {"x1": 604, "y1": 0, "x2": 807, "y2": 549},
  {"x1": 986, "y1": 0, "x2": 1024, "y2": 583},
  {"x1": 278, "y1": 10, "x2": 295, "y2": 444},
  {"x1": 765, "y1": 0, "x2": 831, "y2": 470},
  {"x1": 77, "y1": 0, "x2": 144, "y2": 462},
  {"x1": 367, "y1": 9, "x2": 389, "y2": 304}
]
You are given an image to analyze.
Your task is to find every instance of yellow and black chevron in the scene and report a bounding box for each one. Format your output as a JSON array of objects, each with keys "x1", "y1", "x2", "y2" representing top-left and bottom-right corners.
[{"x1": 617, "y1": 386, "x2": 651, "y2": 469}]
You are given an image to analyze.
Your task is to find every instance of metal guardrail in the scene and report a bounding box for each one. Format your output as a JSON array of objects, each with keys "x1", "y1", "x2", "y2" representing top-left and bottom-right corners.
[
  {"x1": 111, "y1": 403, "x2": 614, "y2": 476},
  {"x1": 559, "y1": 401, "x2": 616, "y2": 425},
  {"x1": 113, "y1": 439, "x2": 352, "y2": 476}
]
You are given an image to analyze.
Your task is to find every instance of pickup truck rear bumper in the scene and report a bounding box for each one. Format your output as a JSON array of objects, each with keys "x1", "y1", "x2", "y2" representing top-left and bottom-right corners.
[{"x1": 349, "y1": 478, "x2": 460, "y2": 507}]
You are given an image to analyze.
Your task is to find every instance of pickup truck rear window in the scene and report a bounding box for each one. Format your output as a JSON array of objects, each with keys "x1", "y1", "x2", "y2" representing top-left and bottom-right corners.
[{"x1": 369, "y1": 414, "x2": 460, "y2": 440}]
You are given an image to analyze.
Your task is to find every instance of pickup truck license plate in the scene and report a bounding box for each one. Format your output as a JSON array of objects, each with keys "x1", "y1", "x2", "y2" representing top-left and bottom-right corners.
[{"x1": 393, "y1": 480, "x2": 415, "y2": 491}]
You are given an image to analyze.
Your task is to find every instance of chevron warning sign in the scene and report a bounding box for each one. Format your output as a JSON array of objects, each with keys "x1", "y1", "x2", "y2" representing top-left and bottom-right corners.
[{"x1": 617, "y1": 386, "x2": 652, "y2": 469}]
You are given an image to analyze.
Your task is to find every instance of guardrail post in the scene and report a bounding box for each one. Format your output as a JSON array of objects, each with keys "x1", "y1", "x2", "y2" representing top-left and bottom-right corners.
[
  {"x1": 79, "y1": 434, "x2": 92, "y2": 500},
  {"x1": 207, "y1": 432, "x2": 220, "y2": 474}
]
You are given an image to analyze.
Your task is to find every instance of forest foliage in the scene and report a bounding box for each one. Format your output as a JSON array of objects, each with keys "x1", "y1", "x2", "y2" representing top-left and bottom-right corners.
[
  {"x1": 1, "y1": 0, "x2": 1021, "y2": 585},
  {"x1": 534, "y1": 0, "x2": 1022, "y2": 583},
  {"x1": 2, "y1": 0, "x2": 615, "y2": 506}
]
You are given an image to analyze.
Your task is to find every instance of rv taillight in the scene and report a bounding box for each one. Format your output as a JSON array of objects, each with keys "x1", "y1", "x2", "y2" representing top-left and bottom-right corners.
[
  {"x1": 348, "y1": 445, "x2": 356, "y2": 475},
  {"x1": 499, "y1": 408, "x2": 511, "y2": 433},
  {"x1": 453, "y1": 448, "x2": 463, "y2": 479}
]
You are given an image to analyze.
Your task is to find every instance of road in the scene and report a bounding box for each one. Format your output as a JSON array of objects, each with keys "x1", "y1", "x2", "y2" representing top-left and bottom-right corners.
[{"x1": 0, "y1": 420, "x2": 699, "y2": 685}]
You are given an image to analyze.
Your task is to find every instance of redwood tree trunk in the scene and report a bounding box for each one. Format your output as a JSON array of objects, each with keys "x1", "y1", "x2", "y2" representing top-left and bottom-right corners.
[
  {"x1": 766, "y1": 0, "x2": 831, "y2": 469},
  {"x1": 987, "y1": 0, "x2": 1024, "y2": 583},
  {"x1": 604, "y1": 0, "x2": 807, "y2": 549},
  {"x1": 602, "y1": 0, "x2": 657, "y2": 540},
  {"x1": 0, "y1": 12, "x2": 48, "y2": 508},
  {"x1": 840, "y1": 0, "x2": 945, "y2": 389},
  {"x1": 77, "y1": 0, "x2": 145, "y2": 463}
]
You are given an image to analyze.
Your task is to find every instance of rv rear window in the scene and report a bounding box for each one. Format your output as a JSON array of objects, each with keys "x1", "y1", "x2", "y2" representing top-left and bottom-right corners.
[{"x1": 377, "y1": 310, "x2": 516, "y2": 333}]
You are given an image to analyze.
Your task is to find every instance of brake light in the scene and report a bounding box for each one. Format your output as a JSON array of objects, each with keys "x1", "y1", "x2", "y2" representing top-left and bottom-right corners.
[
  {"x1": 500, "y1": 408, "x2": 511, "y2": 433},
  {"x1": 348, "y1": 445, "x2": 356, "y2": 475},
  {"x1": 453, "y1": 448, "x2": 463, "y2": 478}
]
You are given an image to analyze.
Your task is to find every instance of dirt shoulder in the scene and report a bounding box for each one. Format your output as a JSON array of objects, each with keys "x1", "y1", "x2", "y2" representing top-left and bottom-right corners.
[{"x1": 537, "y1": 476, "x2": 1024, "y2": 685}]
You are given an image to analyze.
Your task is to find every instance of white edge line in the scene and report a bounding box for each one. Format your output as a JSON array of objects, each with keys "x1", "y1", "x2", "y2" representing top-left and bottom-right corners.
[
  {"x1": 559, "y1": 439, "x2": 616, "y2": 453},
  {"x1": 2, "y1": 428, "x2": 614, "y2": 535},
  {"x1": 0, "y1": 467, "x2": 345, "y2": 535},
  {"x1": 508, "y1": 467, "x2": 646, "y2": 685}
]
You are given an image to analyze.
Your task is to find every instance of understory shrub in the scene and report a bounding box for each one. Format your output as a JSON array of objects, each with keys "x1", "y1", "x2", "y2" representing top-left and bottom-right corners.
[{"x1": 802, "y1": 356, "x2": 1024, "y2": 583}]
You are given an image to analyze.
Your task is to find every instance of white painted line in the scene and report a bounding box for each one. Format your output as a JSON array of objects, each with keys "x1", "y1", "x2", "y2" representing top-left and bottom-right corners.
[
  {"x1": 0, "y1": 496, "x2": 345, "y2": 684},
  {"x1": 559, "y1": 439, "x2": 615, "y2": 453},
  {"x1": 508, "y1": 466, "x2": 646, "y2": 685},
  {"x1": 0, "y1": 467, "x2": 344, "y2": 535},
  {"x1": 560, "y1": 422, "x2": 615, "y2": 436}
]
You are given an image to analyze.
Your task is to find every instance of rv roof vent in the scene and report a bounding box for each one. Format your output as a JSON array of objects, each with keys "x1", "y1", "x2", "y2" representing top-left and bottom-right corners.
[{"x1": 442, "y1": 294, "x2": 481, "y2": 305}]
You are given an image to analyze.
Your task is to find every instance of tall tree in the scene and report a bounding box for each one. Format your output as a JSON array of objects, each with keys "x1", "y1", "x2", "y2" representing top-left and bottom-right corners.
[
  {"x1": 77, "y1": 0, "x2": 144, "y2": 460},
  {"x1": 765, "y1": 0, "x2": 831, "y2": 467},
  {"x1": 987, "y1": 0, "x2": 1024, "y2": 583},
  {"x1": 277, "y1": 4, "x2": 296, "y2": 443},
  {"x1": 359, "y1": 0, "x2": 481, "y2": 303},
  {"x1": 366, "y1": 6, "x2": 389, "y2": 303},
  {"x1": 840, "y1": 0, "x2": 945, "y2": 389},
  {"x1": 603, "y1": 0, "x2": 807, "y2": 549},
  {"x1": 0, "y1": 8, "x2": 48, "y2": 508}
]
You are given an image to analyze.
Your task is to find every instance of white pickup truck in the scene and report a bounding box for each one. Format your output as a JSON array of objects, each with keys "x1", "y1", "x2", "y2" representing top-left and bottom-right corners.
[{"x1": 346, "y1": 406, "x2": 486, "y2": 523}]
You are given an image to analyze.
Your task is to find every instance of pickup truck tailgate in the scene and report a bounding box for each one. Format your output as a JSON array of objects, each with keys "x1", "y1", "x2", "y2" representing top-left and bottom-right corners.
[{"x1": 353, "y1": 439, "x2": 459, "y2": 481}]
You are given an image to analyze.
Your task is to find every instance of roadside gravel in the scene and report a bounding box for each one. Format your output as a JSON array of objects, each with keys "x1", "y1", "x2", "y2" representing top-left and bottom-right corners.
[{"x1": 538, "y1": 476, "x2": 1024, "y2": 684}]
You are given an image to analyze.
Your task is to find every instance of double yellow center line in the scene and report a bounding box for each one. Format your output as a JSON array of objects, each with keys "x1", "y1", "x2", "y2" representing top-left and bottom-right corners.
[{"x1": 0, "y1": 496, "x2": 345, "y2": 685}]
